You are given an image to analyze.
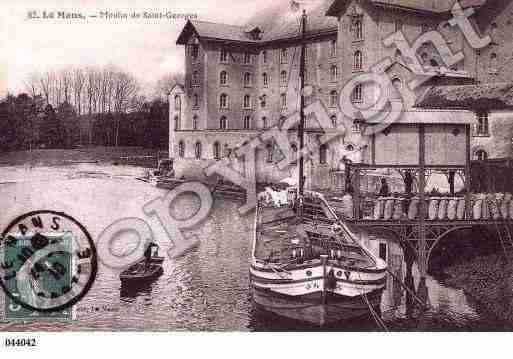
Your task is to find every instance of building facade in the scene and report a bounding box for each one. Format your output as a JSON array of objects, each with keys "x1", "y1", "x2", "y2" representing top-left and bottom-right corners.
[{"x1": 171, "y1": 0, "x2": 513, "y2": 189}]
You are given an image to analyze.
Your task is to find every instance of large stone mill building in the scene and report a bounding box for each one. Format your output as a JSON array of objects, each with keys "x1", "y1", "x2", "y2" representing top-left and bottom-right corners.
[{"x1": 170, "y1": 0, "x2": 513, "y2": 190}]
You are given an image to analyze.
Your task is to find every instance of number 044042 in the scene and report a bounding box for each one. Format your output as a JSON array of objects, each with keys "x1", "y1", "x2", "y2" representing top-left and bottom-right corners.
[{"x1": 4, "y1": 338, "x2": 37, "y2": 347}]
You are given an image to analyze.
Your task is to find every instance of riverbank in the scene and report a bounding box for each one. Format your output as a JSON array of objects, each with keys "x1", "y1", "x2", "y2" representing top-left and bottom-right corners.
[
  {"x1": 444, "y1": 249, "x2": 513, "y2": 322},
  {"x1": 0, "y1": 147, "x2": 163, "y2": 167}
]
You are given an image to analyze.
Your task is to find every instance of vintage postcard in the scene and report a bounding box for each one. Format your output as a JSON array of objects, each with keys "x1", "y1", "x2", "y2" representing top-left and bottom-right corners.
[{"x1": 1, "y1": 0, "x2": 513, "y2": 353}]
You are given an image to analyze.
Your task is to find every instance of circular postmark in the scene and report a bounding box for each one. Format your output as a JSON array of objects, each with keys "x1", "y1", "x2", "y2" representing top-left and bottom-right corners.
[{"x1": 0, "y1": 210, "x2": 98, "y2": 312}]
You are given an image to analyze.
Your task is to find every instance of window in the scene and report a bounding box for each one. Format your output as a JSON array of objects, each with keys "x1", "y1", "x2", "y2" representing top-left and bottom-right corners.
[
  {"x1": 330, "y1": 40, "x2": 337, "y2": 57},
  {"x1": 195, "y1": 141, "x2": 202, "y2": 159},
  {"x1": 262, "y1": 50, "x2": 268, "y2": 64},
  {"x1": 354, "y1": 51, "x2": 363, "y2": 70},
  {"x1": 280, "y1": 48, "x2": 288, "y2": 64},
  {"x1": 243, "y1": 95, "x2": 251, "y2": 109},
  {"x1": 379, "y1": 243, "x2": 387, "y2": 261},
  {"x1": 192, "y1": 70, "x2": 199, "y2": 85},
  {"x1": 192, "y1": 115, "x2": 198, "y2": 130},
  {"x1": 490, "y1": 53, "x2": 498, "y2": 70},
  {"x1": 266, "y1": 143, "x2": 274, "y2": 162},
  {"x1": 352, "y1": 120, "x2": 362, "y2": 133},
  {"x1": 219, "y1": 116, "x2": 228, "y2": 130},
  {"x1": 243, "y1": 72, "x2": 252, "y2": 87},
  {"x1": 395, "y1": 19, "x2": 403, "y2": 32},
  {"x1": 291, "y1": 143, "x2": 298, "y2": 164},
  {"x1": 353, "y1": 17, "x2": 363, "y2": 40},
  {"x1": 279, "y1": 116, "x2": 286, "y2": 127},
  {"x1": 174, "y1": 95, "x2": 181, "y2": 110},
  {"x1": 243, "y1": 115, "x2": 251, "y2": 129},
  {"x1": 174, "y1": 115, "x2": 180, "y2": 130},
  {"x1": 261, "y1": 94, "x2": 267, "y2": 108},
  {"x1": 395, "y1": 49, "x2": 402, "y2": 62},
  {"x1": 390, "y1": 78, "x2": 402, "y2": 100},
  {"x1": 220, "y1": 49, "x2": 228, "y2": 62},
  {"x1": 243, "y1": 52, "x2": 251, "y2": 64},
  {"x1": 220, "y1": 71, "x2": 228, "y2": 85},
  {"x1": 190, "y1": 44, "x2": 199, "y2": 59},
  {"x1": 475, "y1": 111, "x2": 489, "y2": 136},
  {"x1": 330, "y1": 115, "x2": 337, "y2": 127},
  {"x1": 213, "y1": 142, "x2": 221, "y2": 160},
  {"x1": 193, "y1": 94, "x2": 199, "y2": 108},
  {"x1": 330, "y1": 65, "x2": 338, "y2": 81},
  {"x1": 280, "y1": 93, "x2": 287, "y2": 110},
  {"x1": 329, "y1": 90, "x2": 338, "y2": 107},
  {"x1": 421, "y1": 23, "x2": 430, "y2": 33},
  {"x1": 178, "y1": 141, "x2": 185, "y2": 158},
  {"x1": 219, "y1": 93, "x2": 228, "y2": 109},
  {"x1": 475, "y1": 149, "x2": 488, "y2": 161},
  {"x1": 319, "y1": 143, "x2": 328, "y2": 164},
  {"x1": 262, "y1": 117, "x2": 268, "y2": 129},
  {"x1": 262, "y1": 73, "x2": 268, "y2": 87},
  {"x1": 351, "y1": 84, "x2": 363, "y2": 103},
  {"x1": 280, "y1": 70, "x2": 287, "y2": 85}
]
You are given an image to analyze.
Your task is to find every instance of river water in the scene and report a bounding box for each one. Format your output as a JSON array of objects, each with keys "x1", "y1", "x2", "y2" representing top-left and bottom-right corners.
[{"x1": 0, "y1": 164, "x2": 511, "y2": 331}]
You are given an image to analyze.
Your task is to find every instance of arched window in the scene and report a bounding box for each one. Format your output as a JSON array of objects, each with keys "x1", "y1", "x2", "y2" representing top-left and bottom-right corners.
[
  {"x1": 280, "y1": 48, "x2": 288, "y2": 64},
  {"x1": 395, "y1": 49, "x2": 402, "y2": 62},
  {"x1": 330, "y1": 115, "x2": 337, "y2": 127},
  {"x1": 280, "y1": 93, "x2": 287, "y2": 110},
  {"x1": 243, "y1": 115, "x2": 251, "y2": 130},
  {"x1": 475, "y1": 149, "x2": 488, "y2": 161},
  {"x1": 193, "y1": 94, "x2": 199, "y2": 107},
  {"x1": 354, "y1": 51, "x2": 363, "y2": 70},
  {"x1": 219, "y1": 116, "x2": 228, "y2": 130},
  {"x1": 346, "y1": 144, "x2": 355, "y2": 152},
  {"x1": 192, "y1": 115, "x2": 198, "y2": 130},
  {"x1": 319, "y1": 143, "x2": 328, "y2": 164},
  {"x1": 352, "y1": 120, "x2": 362, "y2": 133},
  {"x1": 174, "y1": 95, "x2": 181, "y2": 110},
  {"x1": 354, "y1": 18, "x2": 363, "y2": 40},
  {"x1": 243, "y1": 94, "x2": 251, "y2": 109},
  {"x1": 280, "y1": 70, "x2": 287, "y2": 85},
  {"x1": 178, "y1": 141, "x2": 185, "y2": 158},
  {"x1": 195, "y1": 141, "x2": 202, "y2": 159},
  {"x1": 213, "y1": 142, "x2": 221, "y2": 160},
  {"x1": 330, "y1": 39, "x2": 337, "y2": 57},
  {"x1": 261, "y1": 94, "x2": 267, "y2": 108},
  {"x1": 279, "y1": 116, "x2": 286, "y2": 127},
  {"x1": 220, "y1": 71, "x2": 228, "y2": 85},
  {"x1": 220, "y1": 49, "x2": 228, "y2": 62},
  {"x1": 262, "y1": 50, "x2": 267, "y2": 64},
  {"x1": 174, "y1": 115, "x2": 180, "y2": 130},
  {"x1": 421, "y1": 23, "x2": 429, "y2": 33},
  {"x1": 351, "y1": 84, "x2": 363, "y2": 103},
  {"x1": 243, "y1": 72, "x2": 252, "y2": 87},
  {"x1": 390, "y1": 78, "x2": 402, "y2": 100},
  {"x1": 219, "y1": 93, "x2": 228, "y2": 109},
  {"x1": 243, "y1": 52, "x2": 251, "y2": 64},
  {"x1": 330, "y1": 65, "x2": 338, "y2": 81},
  {"x1": 192, "y1": 70, "x2": 199, "y2": 85},
  {"x1": 329, "y1": 90, "x2": 338, "y2": 107},
  {"x1": 262, "y1": 73, "x2": 268, "y2": 87},
  {"x1": 262, "y1": 117, "x2": 268, "y2": 129}
]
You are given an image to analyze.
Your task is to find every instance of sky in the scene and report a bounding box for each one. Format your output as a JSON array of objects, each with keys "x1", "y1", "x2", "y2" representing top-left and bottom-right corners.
[{"x1": 0, "y1": 0, "x2": 280, "y2": 98}]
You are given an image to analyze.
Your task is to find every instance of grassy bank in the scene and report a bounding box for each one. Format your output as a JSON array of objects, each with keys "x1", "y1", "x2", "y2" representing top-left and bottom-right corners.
[
  {"x1": 0, "y1": 147, "x2": 165, "y2": 167},
  {"x1": 444, "y1": 249, "x2": 513, "y2": 321}
]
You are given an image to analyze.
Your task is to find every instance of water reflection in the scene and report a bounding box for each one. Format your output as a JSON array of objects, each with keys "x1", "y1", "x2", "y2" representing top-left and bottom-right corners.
[{"x1": 0, "y1": 165, "x2": 511, "y2": 331}]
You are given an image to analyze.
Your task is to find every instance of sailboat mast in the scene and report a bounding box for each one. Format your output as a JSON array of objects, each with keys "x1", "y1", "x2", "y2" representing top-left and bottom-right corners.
[{"x1": 298, "y1": 10, "x2": 307, "y2": 198}]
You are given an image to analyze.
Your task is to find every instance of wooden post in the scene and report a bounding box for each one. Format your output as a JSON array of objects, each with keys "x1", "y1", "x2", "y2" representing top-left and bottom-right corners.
[
  {"x1": 465, "y1": 124, "x2": 472, "y2": 219},
  {"x1": 418, "y1": 124, "x2": 427, "y2": 279},
  {"x1": 354, "y1": 167, "x2": 361, "y2": 219}
]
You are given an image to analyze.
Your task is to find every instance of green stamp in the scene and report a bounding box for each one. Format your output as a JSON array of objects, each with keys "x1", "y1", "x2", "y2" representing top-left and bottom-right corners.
[{"x1": 4, "y1": 233, "x2": 73, "y2": 320}]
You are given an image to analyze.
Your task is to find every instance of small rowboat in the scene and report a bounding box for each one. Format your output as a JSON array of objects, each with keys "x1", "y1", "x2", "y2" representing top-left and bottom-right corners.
[{"x1": 120, "y1": 258, "x2": 164, "y2": 283}]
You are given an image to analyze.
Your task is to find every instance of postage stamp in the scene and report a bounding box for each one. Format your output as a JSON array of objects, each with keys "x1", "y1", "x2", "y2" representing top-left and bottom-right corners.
[{"x1": 0, "y1": 210, "x2": 97, "y2": 314}]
